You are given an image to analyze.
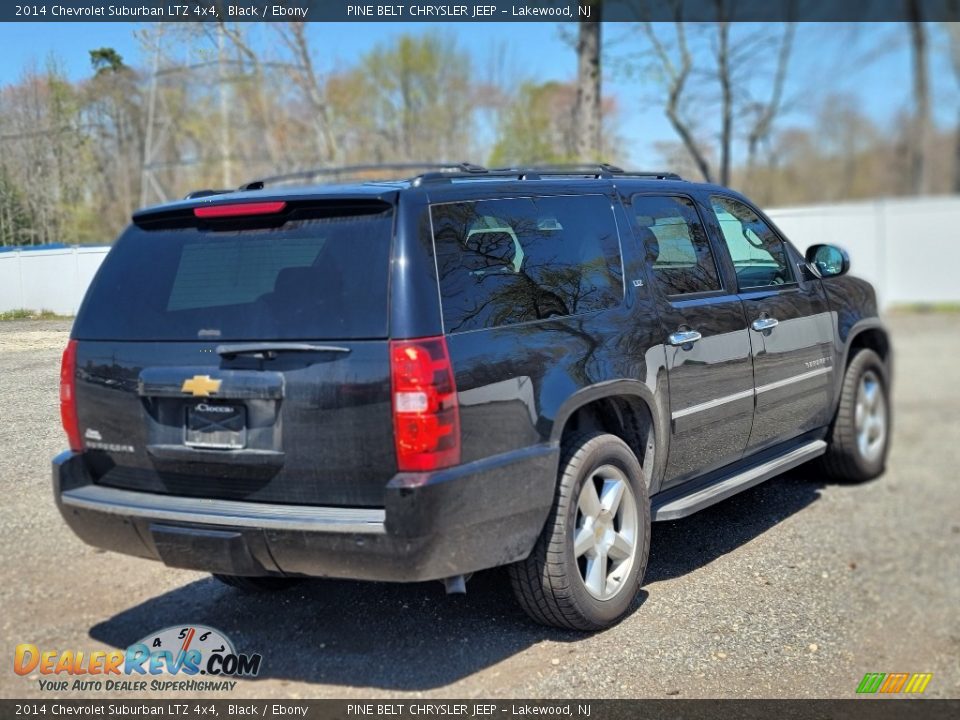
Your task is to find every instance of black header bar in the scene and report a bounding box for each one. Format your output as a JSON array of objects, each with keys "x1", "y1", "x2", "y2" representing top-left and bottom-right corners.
[{"x1": 5, "y1": 0, "x2": 960, "y2": 23}]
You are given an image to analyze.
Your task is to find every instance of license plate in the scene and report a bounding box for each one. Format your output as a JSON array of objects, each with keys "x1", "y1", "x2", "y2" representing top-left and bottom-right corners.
[{"x1": 184, "y1": 403, "x2": 246, "y2": 450}]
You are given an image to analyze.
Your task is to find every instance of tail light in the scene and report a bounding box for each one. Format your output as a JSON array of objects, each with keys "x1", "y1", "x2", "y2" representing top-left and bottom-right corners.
[
  {"x1": 193, "y1": 201, "x2": 287, "y2": 219},
  {"x1": 390, "y1": 336, "x2": 460, "y2": 472},
  {"x1": 60, "y1": 340, "x2": 83, "y2": 452}
]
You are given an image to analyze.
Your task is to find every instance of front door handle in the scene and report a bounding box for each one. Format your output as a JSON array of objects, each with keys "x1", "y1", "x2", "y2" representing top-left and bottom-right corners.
[
  {"x1": 668, "y1": 329, "x2": 702, "y2": 347},
  {"x1": 751, "y1": 316, "x2": 779, "y2": 332}
]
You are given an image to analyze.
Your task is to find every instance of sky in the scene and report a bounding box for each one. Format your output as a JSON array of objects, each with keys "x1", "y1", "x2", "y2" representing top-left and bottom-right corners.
[{"x1": 0, "y1": 21, "x2": 956, "y2": 168}]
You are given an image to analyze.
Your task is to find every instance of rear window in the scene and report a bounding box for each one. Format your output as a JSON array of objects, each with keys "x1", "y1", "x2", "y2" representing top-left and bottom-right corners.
[
  {"x1": 431, "y1": 195, "x2": 623, "y2": 333},
  {"x1": 74, "y1": 211, "x2": 394, "y2": 341},
  {"x1": 631, "y1": 195, "x2": 721, "y2": 296}
]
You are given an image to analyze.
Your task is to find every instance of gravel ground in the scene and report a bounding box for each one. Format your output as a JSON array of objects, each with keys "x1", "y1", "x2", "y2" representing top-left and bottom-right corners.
[{"x1": 1, "y1": 315, "x2": 958, "y2": 700}]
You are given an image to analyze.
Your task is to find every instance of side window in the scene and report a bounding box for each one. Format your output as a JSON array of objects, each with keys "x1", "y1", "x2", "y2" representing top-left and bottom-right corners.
[
  {"x1": 709, "y1": 195, "x2": 793, "y2": 289},
  {"x1": 631, "y1": 195, "x2": 721, "y2": 296},
  {"x1": 431, "y1": 195, "x2": 623, "y2": 333}
]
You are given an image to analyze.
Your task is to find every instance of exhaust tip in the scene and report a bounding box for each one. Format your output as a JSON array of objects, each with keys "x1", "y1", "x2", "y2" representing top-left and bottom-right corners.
[{"x1": 442, "y1": 575, "x2": 467, "y2": 595}]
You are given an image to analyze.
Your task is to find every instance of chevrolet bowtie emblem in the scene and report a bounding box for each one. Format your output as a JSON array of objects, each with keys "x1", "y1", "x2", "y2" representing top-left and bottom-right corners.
[{"x1": 181, "y1": 375, "x2": 222, "y2": 397}]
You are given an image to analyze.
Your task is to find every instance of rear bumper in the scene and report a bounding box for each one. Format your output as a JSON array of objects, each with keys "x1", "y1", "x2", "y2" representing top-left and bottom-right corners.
[{"x1": 53, "y1": 445, "x2": 558, "y2": 583}]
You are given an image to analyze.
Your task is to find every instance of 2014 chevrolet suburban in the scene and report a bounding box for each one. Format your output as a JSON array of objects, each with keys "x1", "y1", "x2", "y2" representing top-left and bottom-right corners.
[{"x1": 53, "y1": 163, "x2": 892, "y2": 630}]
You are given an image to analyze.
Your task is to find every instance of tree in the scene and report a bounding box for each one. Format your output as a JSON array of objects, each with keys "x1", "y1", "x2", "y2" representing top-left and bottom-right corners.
[
  {"x1": 274, "y1": 22, "x2": 338, "y2": 164},
  {"x1": 641, "y1": 21, "x2": 710, "y2": 181},
  {"x1": 944, "y1": 5, "x2": 960, "y2": 192},
  {"x1": 84, "y1": 46, "x2": 143, "y2": 234},
  {"x1": 0, "y1": 166, "x2": 33, "y2": 246},
  {"x1": 0, "y1": 59, "x2": 91, "y2": 244},
  {"x1": 574, "y1": 2, "x2": 602, "y2": 161},
  {"x1": 490, "y1": 82, "x2": 579, "y2": 165},
  {"x1": 489, "y1": 81, "x2": 621, "y2": 167},
  {"x1": 331, "y1": 34, "x2": 474, "y2": 163},
  {"x1": 639, "y1": 5, "x2": 795, "y2": 186},
  {"x1": 905, "y1": 0, "x2": 931, "y2": 194},
  {"x1": 89, "y1": 48, "x2": 126, "y2": 75}
]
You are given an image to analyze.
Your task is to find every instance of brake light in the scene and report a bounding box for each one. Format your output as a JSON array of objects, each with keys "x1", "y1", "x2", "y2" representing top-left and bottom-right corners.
[
  {"x1": 390, "y1": 336, "x2": 460, "y2": 472},
  {"x1": 60, "y1": 340, "x2": 83, "y2": 452},
  {"x1": 193, "y1": 201, "x2": 287, "y2": 219}
]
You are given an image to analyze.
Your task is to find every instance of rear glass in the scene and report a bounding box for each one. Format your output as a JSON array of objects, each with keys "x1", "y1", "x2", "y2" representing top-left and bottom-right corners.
[{"x1": 75, "y1": 212, "x2": 393, "y2": 341}]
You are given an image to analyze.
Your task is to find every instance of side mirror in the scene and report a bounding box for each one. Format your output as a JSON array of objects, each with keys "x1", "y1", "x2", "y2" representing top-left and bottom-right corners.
[{"x1": 805, "y1": 244, "x2": 849, "y2": 278}]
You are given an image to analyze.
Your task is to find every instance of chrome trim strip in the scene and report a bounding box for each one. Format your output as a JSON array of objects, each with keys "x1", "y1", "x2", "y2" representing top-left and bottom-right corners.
[
  {"x1": 755, "y1": 366, "x2": 832, "y2": 395},
  {"x1": 671, "y1": 366, "x2": 833, "y2": 420},
  {"x1": 61, "y1": 485, "x2": 386, "y2": 534},
  {"x1": 672, "y1": 388, "x2": 754, "y2": 420}
]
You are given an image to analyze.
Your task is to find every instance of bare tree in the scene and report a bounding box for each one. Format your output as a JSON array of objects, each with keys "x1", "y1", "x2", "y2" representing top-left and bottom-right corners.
[
  {"x1": 716, "y1": 17, "x2": 733, "y2": 185},
  {"x1": 641, "y1": 11, "x2": 795, "y2": 187},
  {"x1": 745, "y1": 24, "x2": 795, "y2": 180},
  {"x1": 906, "y1": 0, "x2": 931, "y2": 194},
  {"x1": 274, "y1": 22, "x2": 337, "y2": 164},
  {"x1": 642, "y1": 21, "x2": 713, "y2": 181},
  {"x1": 945, "y1": 6, "x2": 960, "y2": 192},
  {"x1": 574, "y1": 2, "x2": 602, "y2": 161}
]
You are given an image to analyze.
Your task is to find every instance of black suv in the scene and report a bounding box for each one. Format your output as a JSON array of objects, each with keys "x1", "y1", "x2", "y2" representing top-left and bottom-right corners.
[{"x1": 54, "y1": 164, "x2": 891, "y2": 630}]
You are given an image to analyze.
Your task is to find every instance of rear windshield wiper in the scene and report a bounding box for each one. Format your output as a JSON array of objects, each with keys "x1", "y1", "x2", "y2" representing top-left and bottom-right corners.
[{"x1": 216, "y1": 342, "x2": 351, "y2": 360}]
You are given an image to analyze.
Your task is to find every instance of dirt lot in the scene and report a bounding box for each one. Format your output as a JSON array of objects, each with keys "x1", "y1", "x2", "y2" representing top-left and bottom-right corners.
[{"x1": 1, "y1": 314, "x2": 958, "y2": 700}]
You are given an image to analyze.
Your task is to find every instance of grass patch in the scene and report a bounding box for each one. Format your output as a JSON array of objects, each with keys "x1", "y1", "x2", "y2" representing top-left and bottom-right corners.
[
  {"x1": 0, "y1": 308, "x2": 72, "y2": 321},
  {"x1": 889, "y1": 302, "x2": 960, "y2": 314}
]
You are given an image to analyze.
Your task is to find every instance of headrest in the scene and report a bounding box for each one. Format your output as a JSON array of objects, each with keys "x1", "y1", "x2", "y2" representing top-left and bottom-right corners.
[
  {"x1": 633, "y1": 225, "x2": 659, "y2": 261},
  {"x1": 273, "y1": 266, "x2": 316, "y2": 291}
]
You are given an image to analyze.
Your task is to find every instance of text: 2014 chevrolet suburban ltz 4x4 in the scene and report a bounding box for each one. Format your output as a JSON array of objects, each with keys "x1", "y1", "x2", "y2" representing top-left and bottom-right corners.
[{"x1": 54, "y1": 164, "x2": 891, "y2": 630}]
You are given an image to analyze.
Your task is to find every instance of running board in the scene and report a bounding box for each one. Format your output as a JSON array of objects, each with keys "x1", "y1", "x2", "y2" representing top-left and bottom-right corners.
[{"x1": 651, "y1": 440, "x2": 827, "y2": 521}]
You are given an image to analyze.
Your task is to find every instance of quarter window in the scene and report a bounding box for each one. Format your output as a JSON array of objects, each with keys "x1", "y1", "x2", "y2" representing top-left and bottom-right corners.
[
  {"x1": 431, "y1": 195, "x2": 623, "y2": 332},
  {"x1": 710, "y1": 195, "x2": 793, "y2": 288},
  {"x1": 631, "y1": 195, "x2": 721, "y2": 296}
]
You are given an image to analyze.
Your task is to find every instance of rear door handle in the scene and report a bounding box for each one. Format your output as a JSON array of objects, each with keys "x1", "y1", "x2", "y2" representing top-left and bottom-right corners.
[
  {"x1": 751, "y1": 316, "x2": 779, "y2": 332},
  {"x1": 668, "y1": 329, "x2": 702, "y2": 347}
]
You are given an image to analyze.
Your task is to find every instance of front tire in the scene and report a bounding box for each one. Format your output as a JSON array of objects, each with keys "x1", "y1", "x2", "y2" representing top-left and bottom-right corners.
[
  {"x1": 509, "y1": 432, "x2": 651, "y2": 631},
  {"x1": 820, "y1": 348, "x2": 891, "y2": 482}
]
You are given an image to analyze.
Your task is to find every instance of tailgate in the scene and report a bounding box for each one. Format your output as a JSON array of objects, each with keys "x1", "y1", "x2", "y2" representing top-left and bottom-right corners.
[
  {"x1": 73, "y1": 340, "x2": 394, "y2": 507},
  {"x1": 69, "y1": 200, "x2": 397, "y2": 507}
]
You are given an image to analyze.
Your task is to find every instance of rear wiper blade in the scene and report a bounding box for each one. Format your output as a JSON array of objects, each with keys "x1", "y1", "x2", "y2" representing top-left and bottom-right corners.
[{"x1": 216, "y1": 342, "x2": 351, "y2": 360}]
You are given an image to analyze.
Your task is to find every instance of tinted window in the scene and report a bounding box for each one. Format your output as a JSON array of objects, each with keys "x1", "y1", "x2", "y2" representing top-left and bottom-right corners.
[
  {"x1": 74, "y1": 212, "x2": 394, "y2": 341},
  {"x1": 710, "y1": 195, "x2": 793, "y2": 288},
  {"x1": 431, "y1": 195, "x2": 623, "y2": 332},
  {"x1": 632, "y1": 195, "x2": 721, "y2": 296}
]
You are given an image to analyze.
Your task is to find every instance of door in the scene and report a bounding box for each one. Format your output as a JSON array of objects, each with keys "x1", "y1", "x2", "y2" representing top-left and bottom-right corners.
[
  {"x1": 630, "y1": 194, "x2": 754, "y2": 489},
  {"x1": 706, "y1": 195, "x2": 836, "y2": 452}
]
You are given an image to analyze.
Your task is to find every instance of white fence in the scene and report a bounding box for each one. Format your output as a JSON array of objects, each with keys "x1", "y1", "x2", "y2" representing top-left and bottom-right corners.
[
  {"x1": 0, "y1": 246, "x2": 110, "y2": 316},
  {"x1": 0, "y1": 195, "x2": 958, "y2": 315},
  {"x1": 767, "y1": 195, "x2": 960, "y2": 308}
]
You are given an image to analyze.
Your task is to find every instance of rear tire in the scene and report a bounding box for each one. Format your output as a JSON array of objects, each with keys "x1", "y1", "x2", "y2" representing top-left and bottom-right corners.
[
  {"x1": 819, "y1": 348, "x2": 891, "y2": 482},
  {"x1": 509, "y1": 432, "x2": 650, "y2": 631},
  {"x1": 212, "y1": 574, "x2": 300, "y2": 592}
]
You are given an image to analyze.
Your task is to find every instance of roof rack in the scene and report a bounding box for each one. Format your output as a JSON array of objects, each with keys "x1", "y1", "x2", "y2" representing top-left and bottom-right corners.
[
  {"x1": 219, "y1": 162, "x2": 682, "y2": 196},
  {"x1": 183, "y1": 188, "x2": 235, "y2": 199},
  {"x1": 412, "y1": 165, "x2": 683, "y2": 185},
  {"x1": 238, "y1": 162, "x2": 488, "y2": 190}
]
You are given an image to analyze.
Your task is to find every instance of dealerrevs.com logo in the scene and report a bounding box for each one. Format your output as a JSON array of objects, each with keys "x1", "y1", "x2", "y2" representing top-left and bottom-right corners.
[{"x1": 14, "y1": 625, "x2": 262, "y2": 692}]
